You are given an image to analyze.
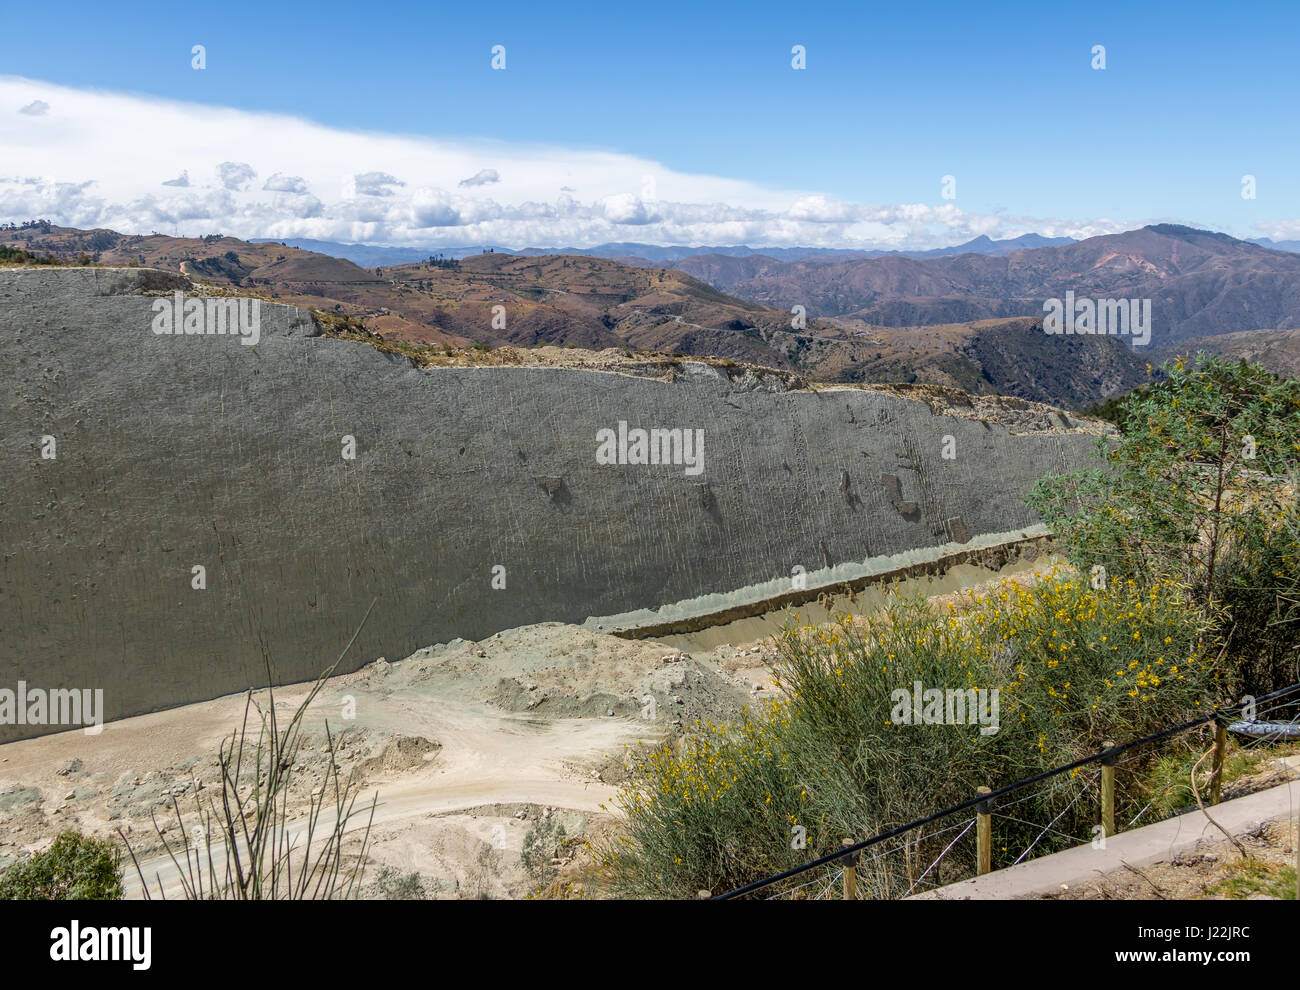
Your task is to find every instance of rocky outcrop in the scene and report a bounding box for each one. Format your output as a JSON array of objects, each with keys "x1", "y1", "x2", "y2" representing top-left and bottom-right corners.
[{"x1": 1, "y1": 268, "x2": 1102, "y2": 740}]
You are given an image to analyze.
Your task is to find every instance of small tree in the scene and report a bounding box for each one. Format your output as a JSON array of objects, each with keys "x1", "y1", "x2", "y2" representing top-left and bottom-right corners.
[
  {"x1": 0, "y1": 831, "x2": 124, "y2": 900},
  {"x1": 1217, "y1": 497, "x2": 1300, "y2": 693},
  {"x1": 1028, "y1": 354, "x2": 1300, "y2": 608},
  {"x1": 1029, "y1": 354, "x2": 1300, "y2": 699}
]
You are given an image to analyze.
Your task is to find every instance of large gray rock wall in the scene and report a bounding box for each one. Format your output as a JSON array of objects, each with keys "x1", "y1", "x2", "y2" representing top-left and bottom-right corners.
[{"x1": 0, "y1": 268, "x2": 1099, "y2": 740}]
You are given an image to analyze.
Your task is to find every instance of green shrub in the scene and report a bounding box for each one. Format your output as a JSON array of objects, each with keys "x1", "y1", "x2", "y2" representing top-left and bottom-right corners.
[
  {"x1": 0, "y1": 831, "x2": 124, "y2": 900},
  {"x1": 0, "y1": 245, "x2": 60, "y2": 266},
  {"x1": 1029, "y1": 354, "x2": 1300, "y2": 702},
  {"x1": 373, "y1": 867, "x2": 430, "y2": 900},
  {"x1": 1028, "y1": 354, "x2": 1299, "y2": 607},
  {"x1": 521, "y1": 814, "x2": 568, "y2": 887},
  {"x1": 1216, "y1": 498, "x2": 1300, "y2": 697},
  {"x1": 600, "y1": 573, "x2": 1218, "y2": 898}
]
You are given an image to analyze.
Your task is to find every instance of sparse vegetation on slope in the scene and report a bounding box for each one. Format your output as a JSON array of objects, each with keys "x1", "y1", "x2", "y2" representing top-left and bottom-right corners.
[
  {"x1": 599, "y1": 354, "x2": 1299, "y2": 900},
  {"x1": 599, "y1": 574, "x2": 1219, "y2": 898},
  {"x1": 0, "y1": 831, "x2": 124, "y2": 900},
  {"x1": 0, "y1": 244, "x2": 63, "y2": 266}
]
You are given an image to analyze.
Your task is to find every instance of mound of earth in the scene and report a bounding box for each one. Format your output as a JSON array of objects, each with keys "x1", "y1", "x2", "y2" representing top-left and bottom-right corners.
[{"x1": 339, "y1": 622, "x2": 756, "y2": 732}]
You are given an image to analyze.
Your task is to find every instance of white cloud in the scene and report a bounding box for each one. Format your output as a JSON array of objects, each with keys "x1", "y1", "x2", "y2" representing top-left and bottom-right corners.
[
  {"x1": 217, "y1": 162, "x2": 256, "y2": 191},
  {"x1": 409, "y1": 187, "x2": 461, "y2": 227},
  {"x1": 351, "y1": 171, "x2": 404, "y2": 197},
  {"x1": 0, "y1": 75, "x2": 1143, "y2": 250},
  {"x1": 787, "y1": 194, "x2": 860, "y2": 223},
  {"x1": 1253, "y1": 219, "x2": 1300, "y2": 242},
  {"x1": 263, "y1": 172, "x2": 308, "y2": 194},
  {"x1": 459, "y1": 168, "x2": 500, "y2": 187},
  {"x1": 272, "y1": 191, "x2": 323, "y2": 219},
  {"x1": 18, "y1": 99, "x2": 49, "y2": 116},
  {"x1": 601, "y1": 192, "x2": 660, "y2": 225}
]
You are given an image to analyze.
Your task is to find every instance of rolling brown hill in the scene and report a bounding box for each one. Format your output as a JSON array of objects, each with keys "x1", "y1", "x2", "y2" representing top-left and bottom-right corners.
[
  {"x1": 673, "y1": 224, "x2": 1300, "y2": 350},
  {"x1": 1152, "y1": 327, "x2": 1300, "y2": 379},
  {"x1": 1, "y1": 223, "x2": 1149, "y2": 407}
]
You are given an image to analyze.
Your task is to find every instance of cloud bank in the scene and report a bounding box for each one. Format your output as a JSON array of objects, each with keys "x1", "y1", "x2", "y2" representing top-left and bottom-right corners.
[{"x1": 2, "y1": 76, "x2": 1159, "y2": 250}]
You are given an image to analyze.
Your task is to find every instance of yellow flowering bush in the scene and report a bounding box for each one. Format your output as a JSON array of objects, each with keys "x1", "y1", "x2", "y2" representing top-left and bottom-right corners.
[{"x1": 599, "y1": 572, "x2": 1218, "y2": 898}]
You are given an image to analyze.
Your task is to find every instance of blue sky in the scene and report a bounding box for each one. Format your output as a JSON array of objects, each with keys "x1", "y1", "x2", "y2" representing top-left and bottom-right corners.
[{"x1": 1, "y1": 0, "x2": 1296, "y2": 248}]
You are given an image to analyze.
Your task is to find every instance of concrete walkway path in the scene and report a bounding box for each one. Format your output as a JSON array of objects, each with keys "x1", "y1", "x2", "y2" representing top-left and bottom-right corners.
[{"x1": 911, "y1": 761, "x2": 1300, "y2": 899}]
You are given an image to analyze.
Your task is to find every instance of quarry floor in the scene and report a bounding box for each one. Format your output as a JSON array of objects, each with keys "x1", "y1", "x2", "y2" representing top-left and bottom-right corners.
[{"x1": 0, "y1": 556, "x2": 1059, "y2": 899}]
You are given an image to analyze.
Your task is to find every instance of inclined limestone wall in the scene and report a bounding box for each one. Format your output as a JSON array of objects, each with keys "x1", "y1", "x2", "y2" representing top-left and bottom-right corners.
[{"x1": 0, "y1": 268, "x2": 1098, "y2": 740}]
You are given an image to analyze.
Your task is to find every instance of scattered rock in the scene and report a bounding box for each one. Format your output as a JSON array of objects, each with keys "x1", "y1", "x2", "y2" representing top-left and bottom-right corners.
[{"x1": 0, "y1": 787, "x2": 42, "y2": 812}]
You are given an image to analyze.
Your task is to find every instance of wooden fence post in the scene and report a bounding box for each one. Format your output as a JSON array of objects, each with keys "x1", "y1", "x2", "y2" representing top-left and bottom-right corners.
[
  {"x1": 1210, "y1": 722, "x2": 1227, "y2": 806},
  {"x1": 976, "y1": 786, "x2": 993, "y2": 876},
  {"x1": 1101, "y1": 740, "x2": 1117, "y2": 838},
  {"x1": 841, "y1": 838, "x2": 859, "y2": 900}
]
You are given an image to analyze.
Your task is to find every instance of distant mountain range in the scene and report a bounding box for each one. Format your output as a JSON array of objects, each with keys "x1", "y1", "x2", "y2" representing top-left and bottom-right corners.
[
  {"x1": 1249, "y1": 237, "x2": 1300, "y2": 253},
  {"x1": 670, "y1": 224, "x2": 1300, "y2": 349},
  {"x1": 252, "y1": 232, "x2": 1080, "y2": 268},
  {"x1": 248, "y1": 230, "x2": 1300, "y2": 278}
]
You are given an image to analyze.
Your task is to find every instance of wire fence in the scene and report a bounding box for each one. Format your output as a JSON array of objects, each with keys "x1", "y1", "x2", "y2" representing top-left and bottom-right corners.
[{"x1": 711, "y1": 681, "x2": 1300, "y2": 900}]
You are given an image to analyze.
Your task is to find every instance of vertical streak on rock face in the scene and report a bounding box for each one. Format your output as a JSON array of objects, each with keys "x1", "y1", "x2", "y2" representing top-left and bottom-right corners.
[
  {"x1": 946, "y1": 517, "x2": 973, "y2": 544},
  {"x1": 0, "y1": 270, "x2": 1102, "y2": 740}
]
